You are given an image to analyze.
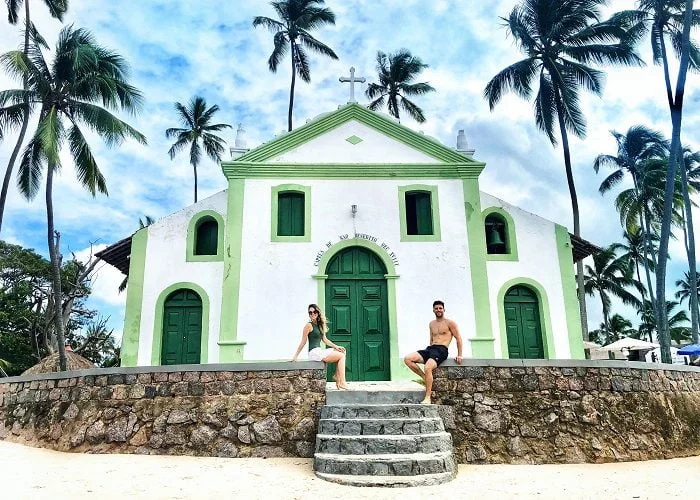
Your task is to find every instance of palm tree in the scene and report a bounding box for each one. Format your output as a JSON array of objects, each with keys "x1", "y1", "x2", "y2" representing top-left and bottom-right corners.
[
  {"x1": 584, "y1": 245, "x2": 642, "y2": 334},
  {"x1": 0, "y1": 26, "x2": 146, "y2": 371},
  {"x1": 616, "y1": 228, "x2": 657, "y2": 296},
  {"x1": 484, "y1": 0, "x2": 643, "y2": 339},
  {"x1": 253, "y1": 0, "x2": 338, "y2": 132},
  {"x1": 589, "y1": 314, "x2": 636, "y2": 345},
  {"x1": 677, "y1": 148, "x2": 700, "y2": 342},
  {"x1": 675, "y1": 270, "x2": 700, "y2": 304},
  {"x1": 0, "y1": 0, "x2": 67, "y2": 234},
  {"x1": 637, "y1": 299, "x2": 691, "y2": 344},
  {"x1": 166, "y1": 96, "x2": 231, "y2": 204},
  {"x1": 594, "y1": 125, "x2": 668, "y2": 311},
  {"x1": 613, "y1": 1, "x2": 698, "y2": 361},
  {"x1": 365, "y1": 49, "x2": 436, "y2": 123}
]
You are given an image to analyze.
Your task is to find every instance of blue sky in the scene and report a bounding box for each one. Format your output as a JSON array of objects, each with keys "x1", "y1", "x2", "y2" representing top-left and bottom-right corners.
[{"x1": 0, "y1": 0, "x2": 698, "y2": 342}]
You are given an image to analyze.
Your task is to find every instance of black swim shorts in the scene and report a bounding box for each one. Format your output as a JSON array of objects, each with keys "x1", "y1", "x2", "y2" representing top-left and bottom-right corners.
[{"x1": 417, "y1": 345, "x2": 449, "y2": 365}]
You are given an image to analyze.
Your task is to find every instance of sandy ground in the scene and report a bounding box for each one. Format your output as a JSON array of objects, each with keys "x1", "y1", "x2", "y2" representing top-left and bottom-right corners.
[{"x1": 1, "y1": 440, "x2": 695, "y2": 499}]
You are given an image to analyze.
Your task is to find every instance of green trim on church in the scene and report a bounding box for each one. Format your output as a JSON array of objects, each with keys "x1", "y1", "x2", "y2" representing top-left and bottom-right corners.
[
  {"x1": 271, "y1": 183, "x2": 312, "y2": 242},
  {"x1": 555, "y1": 224, "x2": 585, "y2": 359},
  {"x1": 397, "y1": 184, "x2": 442, "y2": 242},
  {"x1": 121, "y1": 227, "x2": 148, "y2": 366},
  {"x1": 233, "y1": 103, "x2": 479, "y2": 164},
  {"x1": 483, "y1": 207, "x2": 519, "y2": 262},
  {"x1": 186, "y1": 209, "x2": 225, "y2": 262}
]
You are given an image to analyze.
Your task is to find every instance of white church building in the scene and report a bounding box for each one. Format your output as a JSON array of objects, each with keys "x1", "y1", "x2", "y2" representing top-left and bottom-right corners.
[{"x1": 98, "y1": 102, "x2": 592, "y2": 381}]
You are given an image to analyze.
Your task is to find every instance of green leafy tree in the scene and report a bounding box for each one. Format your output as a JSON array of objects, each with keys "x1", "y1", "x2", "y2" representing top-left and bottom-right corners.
[
  {"x1": 166, "y1": 96, "x2": 231, "y2": 204},
  {"x1": 484, "y1": 0, "x2": 642, "y2": 340},
  {"x1": 594, "y1": 125, "x2": 668, "y2": 312},
  {"x1": 365, "y1": 49, "x2": 436, "y2": 123},
  {"x1": 584, "y1": 245, "x2": 642, "y2": 334},
  {"x1": 637, "y1": 299, "x2": 691, "y2": 344},
  {"x1": 613, "y1": 0, "x2": 698, "y2": 361},
  {"x1": 0, "y1": 26, "x2": 146, "y2": 371},
  {"x1": 253, "y1": 0, "x2": 338, "y2": 132},
  {"x1": 0, "y1": 0, "x2": 67, "y2": 234}
]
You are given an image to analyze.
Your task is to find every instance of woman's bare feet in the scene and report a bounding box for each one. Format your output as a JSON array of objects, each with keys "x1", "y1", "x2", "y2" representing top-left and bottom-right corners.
[{"x1": 333, "y1": 374, "x2": 349, "y2": 390}]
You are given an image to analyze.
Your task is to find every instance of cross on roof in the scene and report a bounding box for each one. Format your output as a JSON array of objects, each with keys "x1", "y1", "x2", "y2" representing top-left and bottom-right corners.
[{"x1": 339, "y1": 66, "x2": 366, "y2": 103}]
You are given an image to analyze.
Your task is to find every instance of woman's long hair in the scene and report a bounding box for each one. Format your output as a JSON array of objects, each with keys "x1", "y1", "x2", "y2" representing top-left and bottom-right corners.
[{"x1": 308, "y1": 303, "x2": 327, "y2": 334}]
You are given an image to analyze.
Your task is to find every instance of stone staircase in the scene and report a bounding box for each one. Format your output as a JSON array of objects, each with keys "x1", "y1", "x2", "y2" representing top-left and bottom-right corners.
[{"x1": 313, "y1": 381, "x2": 457, "y2": 487}]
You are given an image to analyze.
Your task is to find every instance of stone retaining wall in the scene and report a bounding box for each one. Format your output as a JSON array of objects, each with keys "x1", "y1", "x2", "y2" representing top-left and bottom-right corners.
[
  {"x1": 0, "y1": 362, "x2": 326, "y2": 458},
  {"x1": 433, "y1": 360, "x2": 700, "y2": 464}
]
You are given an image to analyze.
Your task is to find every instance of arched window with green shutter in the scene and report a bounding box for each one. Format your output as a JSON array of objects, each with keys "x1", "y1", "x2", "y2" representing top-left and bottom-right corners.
[
  {"x1": 195, "y1": 218, "x2": 218, "y2": 255},
  {"x1": 277, "y1": 191, "x2": 305, "y2": 236}
]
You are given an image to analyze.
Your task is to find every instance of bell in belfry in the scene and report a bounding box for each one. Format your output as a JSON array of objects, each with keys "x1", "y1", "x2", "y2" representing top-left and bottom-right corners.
[{"x1": 488, "y1": 225, "x2": 506, "y2": 252}]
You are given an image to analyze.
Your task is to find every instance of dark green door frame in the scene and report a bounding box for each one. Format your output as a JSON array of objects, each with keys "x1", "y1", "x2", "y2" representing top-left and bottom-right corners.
[
  {"x1": 504, "y1": 286, "x2": 544, "y2": 359},
  {"x1": 161, "y1": 289, "x2": 203, "y2": 365}
]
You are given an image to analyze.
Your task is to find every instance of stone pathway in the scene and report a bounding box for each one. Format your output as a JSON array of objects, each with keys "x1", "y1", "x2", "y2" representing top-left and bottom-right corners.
[{"x1": 1, "y1": 440, "x2": 695, "y2": 499}]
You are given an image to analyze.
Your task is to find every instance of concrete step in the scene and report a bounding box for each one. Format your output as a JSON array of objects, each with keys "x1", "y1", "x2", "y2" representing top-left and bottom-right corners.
[
  {"x1": 315, "y1": 471, "x2": 457, "y2": 488},
  {"x1": 315, "y1": 431, "x2": 453, "y2": 455},
  {"x1": 325, "y1": 381, "x2": 425, "y2": 404},
  {"x1": 318, "y1": 417, "x2": 444, "y2": 435},
  {"x1": 314, "y1": 451, "x2": 456, "y2": 476},
  {"x1": 319, "y1": 404, "x2": 440, "y2": 420}
]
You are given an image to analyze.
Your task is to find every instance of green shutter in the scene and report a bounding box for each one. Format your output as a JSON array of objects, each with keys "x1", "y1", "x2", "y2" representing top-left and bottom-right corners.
[
  {"x1": 278, "y1": 192, "x2": 305, "y2": 236},
  {"x1": 405, "y1": 191, "x2": 433, "y2": 235},
  {"x1": 195, "y1": 219, "x2": 218, "y2": 255}
]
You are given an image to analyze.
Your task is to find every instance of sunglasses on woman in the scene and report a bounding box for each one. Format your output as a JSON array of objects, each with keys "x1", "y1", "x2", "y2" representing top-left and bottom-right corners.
[{"x1": 308, "y1": 310, "x2": 318, "y2": 315}]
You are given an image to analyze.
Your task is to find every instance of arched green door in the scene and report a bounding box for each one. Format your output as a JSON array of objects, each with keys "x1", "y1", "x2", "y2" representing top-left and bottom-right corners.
[
  {"x1": 325, "y1": 247, "x2": 390, "y2": 381},
  {"x1": 504, "y1": 286, "x2": 545, "y2": 359},
  {"x1": 161, "y1": 289, "x2": 202, "y2": 365}
]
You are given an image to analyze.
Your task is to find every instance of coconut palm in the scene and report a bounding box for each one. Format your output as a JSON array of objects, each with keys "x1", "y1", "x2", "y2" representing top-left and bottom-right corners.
[
  {"x1": 612, "y1": 1, "x2": 698, "y2": 361},
  {"x1": 484, "y1": 0, "x2": 643, "y2": 339},
  {"x1": 677, "y1": 148, "x2": 700, "y2": 342},
  {"x1": 365, "y1": 49, "x2": 435, "y2": 123},
  {"x1": 0, "y1": 26, "x2": 146, "y2": 371},
  {"x1": 584, "y1": 245, "x2": 642, "y2": 334},
  {"x1": 253, "y1": 0, "x2": 338, "y2": 132},
  {"x1": 637, "y1": 299, "x2": 691, "y2": 344},
  {"x1": 675, "y1": 270, "x2": 700, "y2": 304},
  {"x1": 589, "y1": 314, "x2": 637, "y2": 345},
  {"x1": 594, "y1": 125, "x2": 668, "y2": 311},
  {"x1": 0, "y1": 0, "x2": 68, "y2": 234},
  {"x1": 166, "y1": 96, "x2": 231, "y2": 204},
  {"x1": 616, "y1": 228, "x2": 657, "y2": 295}
]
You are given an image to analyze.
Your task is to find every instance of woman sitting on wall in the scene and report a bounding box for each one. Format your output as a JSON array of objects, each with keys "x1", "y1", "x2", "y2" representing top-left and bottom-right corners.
[{"x1": 291, "y1": 304, "x2": 349, "y2": 389}]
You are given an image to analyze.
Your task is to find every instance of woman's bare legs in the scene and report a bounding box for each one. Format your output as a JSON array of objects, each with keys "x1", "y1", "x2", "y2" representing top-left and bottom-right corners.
[{"x1": 324, "y1": 351, "x2": 348, "y2": 389}]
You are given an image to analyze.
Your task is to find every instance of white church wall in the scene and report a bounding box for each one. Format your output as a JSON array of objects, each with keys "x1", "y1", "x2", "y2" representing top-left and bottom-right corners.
[
  {"x1": 481, "y1": 193, "x2": 571, "y2": 358},
  {"x1": 270, "y1": 120, "x2": 440, "y2": 164},
  {"x1": 137, "y1": 191, "x2": 227, "y2": 365},
  {"x1": 237, "y1": 178, "x2": 475, "y2": 362}
]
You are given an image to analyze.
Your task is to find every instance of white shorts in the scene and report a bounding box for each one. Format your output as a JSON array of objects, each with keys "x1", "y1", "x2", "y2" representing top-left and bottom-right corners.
[{"x1": 309, "y1": 347, "x2": 333, "y2": 362}]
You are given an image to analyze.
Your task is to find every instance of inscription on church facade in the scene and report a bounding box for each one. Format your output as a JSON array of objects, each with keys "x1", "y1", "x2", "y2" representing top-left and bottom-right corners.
[{"x1": 314, "y1": 233, "x2": 399, "y2": 267}]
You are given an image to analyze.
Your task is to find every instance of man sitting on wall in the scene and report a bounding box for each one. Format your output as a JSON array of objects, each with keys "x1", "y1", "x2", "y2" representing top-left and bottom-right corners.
[{"x1": 404, "y1": 300, "x2": 463, "y2": 404}]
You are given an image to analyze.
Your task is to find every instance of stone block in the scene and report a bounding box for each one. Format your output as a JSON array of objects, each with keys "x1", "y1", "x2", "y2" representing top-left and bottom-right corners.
[
  {"x1": 168, "y1": 372, "x2": 183, "y2": 382},
  {"x1": 252, "y1": 415, "x2": 282, "y2": 443}
]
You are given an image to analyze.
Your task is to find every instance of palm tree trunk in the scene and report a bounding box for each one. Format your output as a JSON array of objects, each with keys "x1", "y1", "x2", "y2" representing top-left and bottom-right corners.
[
  {"x1": 678, "y1": 170, "x2": 699, "y2": 342},
  {"x1": 555, "y1": 93, "x2": 588, "y2": 340},
  {"x1": 46, "y1": 165, "x2": 67, "y2": 371},
  {"x1": 0, "y1": 0, "x2": 32, "y2": 234},
  {"x1": 655, "y1": 0, "x2": 693, "y2": 364},
  {"x1": 288, "y1": 41, "x2": 297, "y2": 132},
  {"x1": 193, "y1": 160, "x2": 198, "y2": 203}
]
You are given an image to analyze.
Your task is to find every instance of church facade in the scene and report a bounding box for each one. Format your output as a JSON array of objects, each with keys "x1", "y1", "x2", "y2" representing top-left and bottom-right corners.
[{"x1": 100, "y1": 103, "x2": 587, "y2": 380}]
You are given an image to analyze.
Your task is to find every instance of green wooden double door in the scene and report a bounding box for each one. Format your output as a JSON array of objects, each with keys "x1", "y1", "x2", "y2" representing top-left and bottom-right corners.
[
  {"x1": 325, "y1": 247, "x2": 391, "y2": 381},
  {"x1": 504, "y1": 286, "x2": 545, "y2": 359},
  {"x1": 161, "y1": 289, "x2": 202, "y2": 365}
]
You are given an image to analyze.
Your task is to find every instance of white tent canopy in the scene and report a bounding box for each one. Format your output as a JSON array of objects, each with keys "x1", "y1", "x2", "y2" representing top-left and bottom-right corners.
[{"x1": 598, "y1": 337, "x2": 659, "y2": 351}]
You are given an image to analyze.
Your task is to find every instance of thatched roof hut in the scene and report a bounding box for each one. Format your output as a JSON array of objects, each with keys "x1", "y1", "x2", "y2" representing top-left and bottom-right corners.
[{"x1": 22, "y1": 351, "x2": 95, "y2": 375}]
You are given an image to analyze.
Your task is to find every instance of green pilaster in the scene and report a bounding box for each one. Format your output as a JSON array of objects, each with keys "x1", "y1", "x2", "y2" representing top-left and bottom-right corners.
[
  {"x1": 555, "y1": 224, "x2": 584, "y2": 359},
  {"x1": 463, "y1": 179, "x2": 495, "y2": 357},
  {"x1": 218, "y1": 179, "x2": 246, "y2": 361},
  {"x1": 121, "y1": 228, "x2": 148, "y2": 366}
]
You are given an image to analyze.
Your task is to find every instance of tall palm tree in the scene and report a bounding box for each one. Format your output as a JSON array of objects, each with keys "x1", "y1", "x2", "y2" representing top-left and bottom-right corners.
[
  {"x1": 166, "y1": 96, "x2": 231, "y2": 204},
  {"x1": 613, "y1": 0, "x2": 698, "y2": 361},
  {"x1": 253, "y1": 0, "x2": 338, "y2": 132},
  {"x1": 0, "y1": 26, "x2": 146, "y2": 371},
  {"x1": 0, "y1": 0, "x2": 68, "y2": 234},
  {"x1": 677, "y1": 148, "x2": 700, "y2": 342},
  {"x1": 583, "y1": 245, "x2": 642, "y2": 334},
  {"x1": 594, "y1": 125, "x2": 668, "y2": 312},
  {"x1": 484, "y1": 0, "x2": 643, "y2": 339},
  {"x1": 365, "y1": 49, "x2": 436, "y2": 123},
  {"x1": 616, "y1": 228, "x2": 657, "y2": 297}
]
